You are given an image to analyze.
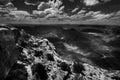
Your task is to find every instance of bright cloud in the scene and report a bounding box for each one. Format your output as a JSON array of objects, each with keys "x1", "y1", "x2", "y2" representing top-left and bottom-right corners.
[
  {"x1": 9, "y1": 11, "x2": 30, "y2": 17},
  {"x1": 84, "y1": 0, "x2": 112, "y2": 6},
  {"x1": 93, "y1": 13, "x2": 113, "y2": 19},
  {"x1": 82, "y1": 11, "x2": 113, "y2": 20},
  {"x1": 32, "y1": 10, "x2": 46, "y2": 17},
  {"x1": 37, "y1": 2, "x2": 51, "y2": 11},
  {"x1": 77, "y1": 10, "x2": 86, "y2": 14},
  {"x1": 32, "y1": 0, "x2": 63, "y2": 18},
  {"x1": 84, "y1": 0, "x2": 99, "y2": 6}
]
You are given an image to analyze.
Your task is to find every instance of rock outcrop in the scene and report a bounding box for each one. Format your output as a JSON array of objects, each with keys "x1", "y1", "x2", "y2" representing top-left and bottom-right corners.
[
  {"x1": 0, "y1": 24, "x2": 20, "y2": 80},
  {"x1": 0, "y1": 24, "x2": 120, "y2": 80}
]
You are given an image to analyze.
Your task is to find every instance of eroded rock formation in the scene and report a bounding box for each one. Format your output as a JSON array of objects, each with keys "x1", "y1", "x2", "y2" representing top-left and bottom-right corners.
[{"x1": 0, "y1": 24, "x2": 120, "y2": 80}]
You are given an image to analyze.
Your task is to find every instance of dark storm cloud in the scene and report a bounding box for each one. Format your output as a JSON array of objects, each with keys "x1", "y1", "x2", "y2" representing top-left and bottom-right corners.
[
  {"x1": 11, "y1": 0, "x2": 37, "y2": 13},
  {"x1": 0, "y1": 0, "x2": 120, "y2": 25},
  {"x1": 88, "y1": 0, "x2": 120, "y2": 13},
  {"x1": 0, "y1": 0, "x2": 11, "y2": 5},
  {"x1": 0, "y1": 0, "x2": 116, "y2": 15},
  {"x1": 0, "y1": 0, "x2": 14, "y2": 8}
]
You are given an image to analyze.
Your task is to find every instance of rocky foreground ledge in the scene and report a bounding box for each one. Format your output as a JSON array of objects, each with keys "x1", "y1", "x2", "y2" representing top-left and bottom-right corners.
[{"x1": 0, "y1": 25, "x2": 120, "y2": 80}]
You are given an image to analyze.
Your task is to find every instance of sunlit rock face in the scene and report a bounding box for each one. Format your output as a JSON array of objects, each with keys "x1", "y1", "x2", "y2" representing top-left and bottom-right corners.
[{"x1": 0, "y1": 24, "x2": 120, "y2": 80}]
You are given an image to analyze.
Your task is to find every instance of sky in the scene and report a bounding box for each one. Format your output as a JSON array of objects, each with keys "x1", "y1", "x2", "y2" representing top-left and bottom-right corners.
[{"x1": 0, "y1": 0, "x2": 120, "y2": 25}]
